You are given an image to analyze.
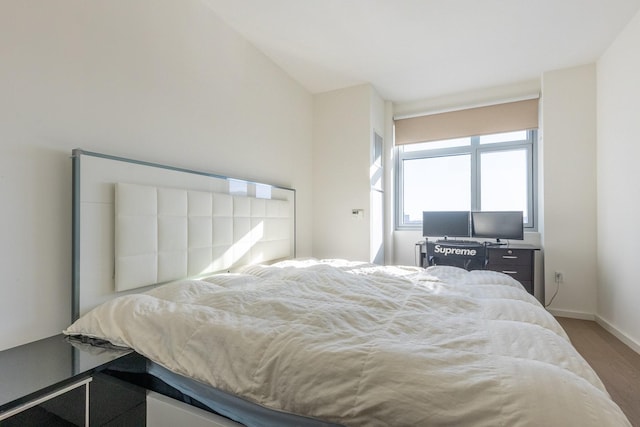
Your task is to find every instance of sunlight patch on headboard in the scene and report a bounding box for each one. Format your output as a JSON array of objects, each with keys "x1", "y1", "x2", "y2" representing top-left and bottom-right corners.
[{"x1": 114, "y1": 183, "x2": 291, "y2": 291}]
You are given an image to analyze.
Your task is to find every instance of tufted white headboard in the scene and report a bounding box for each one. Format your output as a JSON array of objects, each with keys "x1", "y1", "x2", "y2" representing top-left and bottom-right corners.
[
  {"x1": 72, "y1": 149, "x2": 295, "y2": 319},
  {"x1": 114, "y1": 183, "x2": 291, "y2": 291}
]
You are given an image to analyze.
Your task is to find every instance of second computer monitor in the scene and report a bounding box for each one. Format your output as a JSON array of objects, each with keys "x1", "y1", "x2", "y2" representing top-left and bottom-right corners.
[{"x1": 471, "y1": 211, "x2": 524, "y2": 241}]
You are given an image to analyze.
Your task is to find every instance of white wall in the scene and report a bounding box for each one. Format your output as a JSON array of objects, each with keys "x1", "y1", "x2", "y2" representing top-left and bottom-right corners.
[
  {"x1": 540, "y1": 64, "x2": 598, "y2": 317},
  {"x1": 596, "y1": 10, "x2": 640, "y2": 350},
  {"x1": 0, "y1": 0, "x2": 313, "y2": 351},
  {"x1": 312, "y1": 84, "x2": 385, "y2": 262}
]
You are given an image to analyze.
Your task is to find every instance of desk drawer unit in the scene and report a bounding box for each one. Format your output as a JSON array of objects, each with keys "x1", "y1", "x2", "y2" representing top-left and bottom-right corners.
[{"x1": 486, "y1": 248, "x2": 534, "y2": 295}]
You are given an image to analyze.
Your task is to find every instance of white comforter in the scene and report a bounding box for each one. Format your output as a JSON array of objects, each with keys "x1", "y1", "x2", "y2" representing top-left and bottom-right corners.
[{"x1": 65, "y1": 259, "x2": 630, "y2": 426}]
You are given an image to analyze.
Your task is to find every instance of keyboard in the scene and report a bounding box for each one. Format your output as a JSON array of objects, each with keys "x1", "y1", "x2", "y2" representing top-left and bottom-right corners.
[{"x1": 435, "y1": 240, "x2": 484, "y2": 247}]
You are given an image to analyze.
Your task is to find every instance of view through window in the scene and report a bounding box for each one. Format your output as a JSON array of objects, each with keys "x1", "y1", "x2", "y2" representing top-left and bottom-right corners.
[{"x1": 397, "y1": 130, "x2": 537, "y2": 229}]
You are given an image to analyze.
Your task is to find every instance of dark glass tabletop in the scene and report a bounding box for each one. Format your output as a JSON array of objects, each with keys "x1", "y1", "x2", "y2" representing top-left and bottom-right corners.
[{"x1": 0, "y1": 334, "x2": 131, "y2": 413}]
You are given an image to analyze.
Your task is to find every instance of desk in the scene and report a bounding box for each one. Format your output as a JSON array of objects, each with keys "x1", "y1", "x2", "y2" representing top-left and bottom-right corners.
[{"x1": 419, "y1": 241, "x2": 539, "y2": 296}]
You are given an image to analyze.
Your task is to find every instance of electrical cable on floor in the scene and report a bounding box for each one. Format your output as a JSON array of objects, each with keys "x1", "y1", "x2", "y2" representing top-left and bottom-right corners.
[{"x1": 545, "y1": 280, "x2": 560, "y2": 308}]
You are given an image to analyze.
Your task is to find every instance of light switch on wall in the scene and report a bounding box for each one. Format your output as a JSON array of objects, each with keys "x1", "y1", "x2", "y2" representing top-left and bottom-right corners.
[{"x1": 352, "y1": 209, "x2": 364, "y2": 220}]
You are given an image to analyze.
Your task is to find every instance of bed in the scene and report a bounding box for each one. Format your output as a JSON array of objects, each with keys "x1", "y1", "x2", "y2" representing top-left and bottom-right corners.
[{"x1": 65, "y1": 150, "x2": 630, "y2": 426}]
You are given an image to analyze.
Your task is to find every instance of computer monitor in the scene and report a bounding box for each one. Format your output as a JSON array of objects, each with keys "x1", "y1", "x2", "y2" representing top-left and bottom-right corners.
[
  {"x1": 422, "y1": 211, "x2": 470, "y2": 239},
  {"x1": 471, "y1": 211, "x2": 524, "y2": 241}
]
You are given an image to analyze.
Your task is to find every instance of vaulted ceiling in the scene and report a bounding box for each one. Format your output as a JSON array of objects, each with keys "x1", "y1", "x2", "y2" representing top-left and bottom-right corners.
[{"x1": 203, "y1": 0, "x2": 640, "y2": 103}]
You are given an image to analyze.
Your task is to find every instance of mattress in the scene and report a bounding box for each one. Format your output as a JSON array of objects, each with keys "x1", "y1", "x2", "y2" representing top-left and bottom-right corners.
[{"x1": 64, "y1": 259, "x2": 630, "y2": 426}]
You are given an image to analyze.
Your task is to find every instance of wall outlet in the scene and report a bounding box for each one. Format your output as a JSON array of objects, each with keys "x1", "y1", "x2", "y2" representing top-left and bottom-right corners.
[{"x1": 554, "y1": 272, "x2": 563, "y2": 284}]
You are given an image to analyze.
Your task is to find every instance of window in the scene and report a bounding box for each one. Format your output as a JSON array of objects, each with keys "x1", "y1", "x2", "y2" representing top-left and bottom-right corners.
[{"x1": 396, "y1": 130, "x2": 537, "y2": 230}]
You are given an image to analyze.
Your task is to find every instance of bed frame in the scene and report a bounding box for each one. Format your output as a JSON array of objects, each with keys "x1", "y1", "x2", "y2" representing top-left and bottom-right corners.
[{"x1": 71, "y1": 149, "x2": 296, "y2": 320}]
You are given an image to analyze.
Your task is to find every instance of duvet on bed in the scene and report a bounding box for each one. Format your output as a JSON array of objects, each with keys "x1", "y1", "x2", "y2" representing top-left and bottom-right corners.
[{"x1": 64, "y1": 259, "x2": 630, "y2": 426}]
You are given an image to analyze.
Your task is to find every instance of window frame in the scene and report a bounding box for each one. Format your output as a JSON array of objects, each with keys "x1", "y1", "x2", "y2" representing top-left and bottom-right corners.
[{"x1": 395, "y1": 129, "x2": 538, "y2": 231}]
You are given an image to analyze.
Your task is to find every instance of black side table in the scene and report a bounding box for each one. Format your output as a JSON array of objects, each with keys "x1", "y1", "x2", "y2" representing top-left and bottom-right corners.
[{"x1": 0, "y1": 334, "x2": 145, "y2": 426}]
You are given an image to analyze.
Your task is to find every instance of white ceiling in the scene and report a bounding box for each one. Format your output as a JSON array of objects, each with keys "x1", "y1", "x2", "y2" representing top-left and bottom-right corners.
[{"x1": 202, "y1": 0, "x2": 640, "y2": 103}]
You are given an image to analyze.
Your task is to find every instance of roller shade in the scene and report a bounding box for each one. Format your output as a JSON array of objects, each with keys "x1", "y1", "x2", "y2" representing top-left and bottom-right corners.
[{"x1": 394, "y1": 98, "x2": 539, "y2": 145}]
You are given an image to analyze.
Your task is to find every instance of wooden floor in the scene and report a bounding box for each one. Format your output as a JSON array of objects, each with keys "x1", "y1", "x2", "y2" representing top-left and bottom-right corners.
[{"x1": 556, "y1": 317, "x2": 640, "y2": 426}]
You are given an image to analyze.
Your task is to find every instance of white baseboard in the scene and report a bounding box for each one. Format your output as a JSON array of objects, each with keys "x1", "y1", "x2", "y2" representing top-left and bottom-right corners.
[
  {"x1": 595, "y1": 315, "x2": 640, "y2": 355},
  {"x1": 548, "y1": 309, "x2": 640, "y2": 355},
  {"x1": 547, "y1": 308, "x2": 595, "y2": 321}
]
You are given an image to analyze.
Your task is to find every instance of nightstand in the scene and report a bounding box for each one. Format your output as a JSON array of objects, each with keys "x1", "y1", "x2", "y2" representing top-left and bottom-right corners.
[{"x1": 0, "y1": 334, "x2": 145, "y2": 426}]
